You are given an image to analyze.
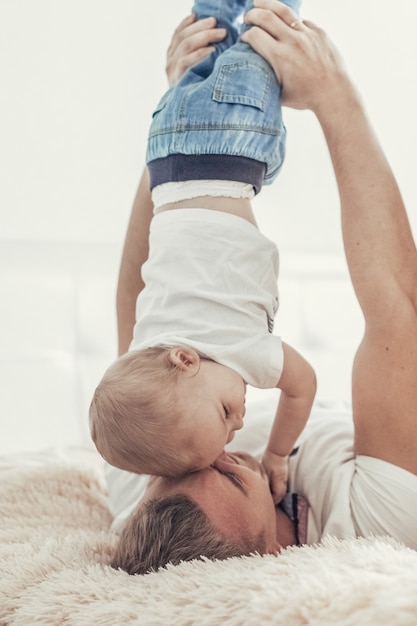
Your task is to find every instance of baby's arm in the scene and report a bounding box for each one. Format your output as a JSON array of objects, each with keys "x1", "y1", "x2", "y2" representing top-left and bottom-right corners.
[{"x1": 263, "y1": 342, "x2": 316, "y2": 503}]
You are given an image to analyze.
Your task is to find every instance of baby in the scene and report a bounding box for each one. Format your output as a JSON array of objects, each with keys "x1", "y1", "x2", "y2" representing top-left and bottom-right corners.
[{"x1": 89, "y1": 0, "x2": 316, "y2": 502}]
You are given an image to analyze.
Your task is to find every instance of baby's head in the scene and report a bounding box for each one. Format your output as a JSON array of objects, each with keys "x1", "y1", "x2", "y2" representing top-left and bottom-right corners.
[{"x1": 89, "y1": 345, "x2": 246, "y2": 476}]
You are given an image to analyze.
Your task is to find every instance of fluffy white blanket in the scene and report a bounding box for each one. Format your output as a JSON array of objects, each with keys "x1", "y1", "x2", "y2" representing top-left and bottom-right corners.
[{"x1": 1, "y1": 449, "x2": 417, "y2": 626}]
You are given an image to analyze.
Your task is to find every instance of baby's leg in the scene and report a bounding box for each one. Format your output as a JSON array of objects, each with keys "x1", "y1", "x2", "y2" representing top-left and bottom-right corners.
[{"x1": 147, "y1": 0, "x2": 304, "y2": 191}]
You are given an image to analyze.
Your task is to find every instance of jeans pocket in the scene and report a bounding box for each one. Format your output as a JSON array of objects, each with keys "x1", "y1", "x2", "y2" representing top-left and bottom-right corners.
[{"x1": 212, "y1": 62, "x2": 271, "y2": 111}]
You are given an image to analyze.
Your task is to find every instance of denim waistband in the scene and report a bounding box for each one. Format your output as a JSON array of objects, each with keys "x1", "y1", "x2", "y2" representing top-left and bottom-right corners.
[{"x1": 147, "y1": 154, "x2": 266, "y2": 195}]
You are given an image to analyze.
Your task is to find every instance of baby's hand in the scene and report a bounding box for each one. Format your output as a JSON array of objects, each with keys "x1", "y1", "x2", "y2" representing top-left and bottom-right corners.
[{"x1": 262, "y1": 450, "x2": 289, "y2": 504}]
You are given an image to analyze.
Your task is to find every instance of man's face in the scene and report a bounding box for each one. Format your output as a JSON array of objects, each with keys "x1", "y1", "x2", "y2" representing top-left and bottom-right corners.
[{"x1": 142, "y1": 451, "x2": 281, "y2": 553}]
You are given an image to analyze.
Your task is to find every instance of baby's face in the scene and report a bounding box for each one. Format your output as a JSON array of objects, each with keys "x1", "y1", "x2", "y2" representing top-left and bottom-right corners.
[{"x1": 173, "y1": 360, "x2": 247, "y2": 471}]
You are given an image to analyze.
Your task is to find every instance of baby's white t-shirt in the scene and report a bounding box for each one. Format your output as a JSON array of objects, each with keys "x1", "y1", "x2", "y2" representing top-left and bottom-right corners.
[{"x1": 130, "y1": 208, "x2": 283, "y2": 388}]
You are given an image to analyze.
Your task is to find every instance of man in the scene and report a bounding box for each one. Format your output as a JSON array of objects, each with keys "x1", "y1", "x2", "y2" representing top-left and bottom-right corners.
[{"x1": 107, "y1": 0, "x2": 417, "y2": 575}]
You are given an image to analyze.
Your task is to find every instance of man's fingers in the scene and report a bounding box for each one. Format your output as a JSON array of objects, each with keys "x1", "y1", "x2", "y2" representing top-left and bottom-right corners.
[
  {"x1": 167, "y1": 14, "x2": 197, "y2": 54},
  {"x1": 172, "y1": 13, "x2": 197, "y2": 37},
  {"x1": 166, "y1": 15, "x2": 226, "y2": 86},
  {"x1": 253, "y1": 0, "x2": 300, "y2": 24},
  {"x1": 248, "y1": 0, "x2": 304, "y2": 31},
  {"x1": 300, "y1": 19, "x2": 321, "y2": 33},
  {"x1": 171, "y1": 47, "x2": 215, "y2": 80},
  {"x1": 169, "y1": 16, "x2": 221, "y2": 53},
  {"x1": 241, "y1": 27, "x2": 284, "y2": 83},
  {"x1": 167, "y1": 16, "x2": 226, "y2": 69},
  {"x1": 244, "y1": 1, "x2": 320, "y2": 45},
  {"x1": 178, "y1": 25, "x2": 226, "y2": 56}
]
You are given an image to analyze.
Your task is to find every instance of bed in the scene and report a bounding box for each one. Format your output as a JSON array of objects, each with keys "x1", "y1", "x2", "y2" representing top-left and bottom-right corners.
[
  {"x1": 1, "y1": 446, "x2": 417, "y2": 625},
  {"x1": 2, "y1": 243, "x2": 417, "y2": 625}
]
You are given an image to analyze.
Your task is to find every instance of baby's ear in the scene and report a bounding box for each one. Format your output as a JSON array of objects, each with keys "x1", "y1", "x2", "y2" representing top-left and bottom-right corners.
[{"x1": 169, "y1": 346, "x2": 200, "y2": 374}]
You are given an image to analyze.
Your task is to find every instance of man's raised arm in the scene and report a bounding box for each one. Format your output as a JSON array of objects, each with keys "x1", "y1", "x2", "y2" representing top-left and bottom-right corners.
[
  {"x1": 243, "y1": 0, "x2": 417, "y2": 474},
  {"x1": 117, "y1": 15, "x2": 227, "y2": 355}
]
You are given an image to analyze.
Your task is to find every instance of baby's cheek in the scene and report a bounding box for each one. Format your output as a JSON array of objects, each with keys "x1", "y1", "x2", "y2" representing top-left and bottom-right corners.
[{"x1": 226, "y1": 431, "x2": 235, "y2": 444}]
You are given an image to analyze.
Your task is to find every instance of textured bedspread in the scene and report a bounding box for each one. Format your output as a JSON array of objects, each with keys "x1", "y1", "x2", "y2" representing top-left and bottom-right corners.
[{"x1": 1, "y1": 448, "x2": 417, "y2": 626}]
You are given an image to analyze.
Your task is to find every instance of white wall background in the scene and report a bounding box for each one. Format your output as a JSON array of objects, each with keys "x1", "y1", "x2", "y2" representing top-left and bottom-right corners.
[
  {"x1": 2, "y1": 1, "x2": 417, "y2": 248},
  {"x1": 1, "y1": 1, "x2": 417, "y2": 453}
]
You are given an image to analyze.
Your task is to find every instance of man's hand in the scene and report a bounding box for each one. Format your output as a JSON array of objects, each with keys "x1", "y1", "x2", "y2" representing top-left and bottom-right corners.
[
  {"x1": 262, "y1": 449, "x2": 289, "y2": 504},
  {"x1": 242, "y1": 0, "x2": 351, "y2": 116},
  {"x1": 166, "y1": 14, "x2": 227, "y2": 87}
]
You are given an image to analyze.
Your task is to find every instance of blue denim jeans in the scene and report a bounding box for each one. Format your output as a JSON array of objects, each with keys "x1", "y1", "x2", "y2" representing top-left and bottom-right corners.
[{"x1": 146, "y1": 0, "x2": 302, "y2": 193}]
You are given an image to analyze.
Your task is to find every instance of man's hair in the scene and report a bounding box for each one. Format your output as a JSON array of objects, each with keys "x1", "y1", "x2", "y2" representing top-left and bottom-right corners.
[
  {"x1": 111, "y1": 494, "x2": 265, "y2": 575},
  {"x1": 89, "y1": 347, "x2": 194, "y2": 476}
]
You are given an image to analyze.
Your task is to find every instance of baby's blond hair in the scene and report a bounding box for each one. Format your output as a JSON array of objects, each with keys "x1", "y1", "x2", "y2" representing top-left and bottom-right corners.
[{"x1": 89, "y1": 346, "x2": 197, "y2": 476}]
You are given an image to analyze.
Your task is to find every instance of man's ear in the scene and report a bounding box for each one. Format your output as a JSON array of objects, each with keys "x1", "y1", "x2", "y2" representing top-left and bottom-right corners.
[{"x1": 169, "y1": 346, "x2": 200, "y2": 375}]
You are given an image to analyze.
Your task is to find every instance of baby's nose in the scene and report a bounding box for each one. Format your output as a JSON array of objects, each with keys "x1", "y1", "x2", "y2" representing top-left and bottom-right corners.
[
  {"x1": 237, "y1": 405, "x2": 246, "y2": 422},
  {"x1": 233, "y1": 409, "x2": 245, "y2": 429}
]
